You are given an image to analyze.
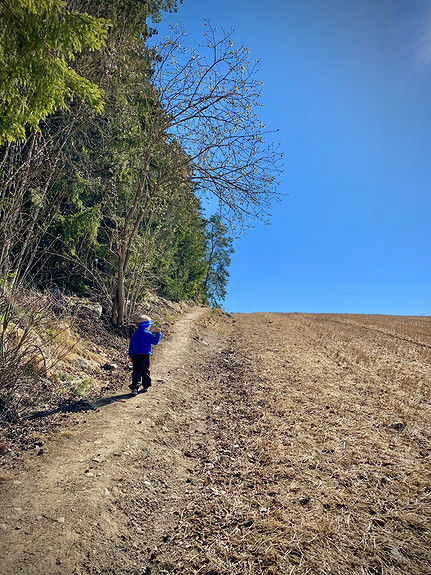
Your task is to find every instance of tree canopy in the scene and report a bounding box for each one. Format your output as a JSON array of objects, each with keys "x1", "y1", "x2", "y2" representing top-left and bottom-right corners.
[
  {"x1": 0, "y1": 0, "x2": 108, "y2": 144},
  {"x1": 0, "y1": 0, "x2": 282, "y2": 326},
  {"x1": 152, "y1": 23, "x2": 282, "y2": 226}
]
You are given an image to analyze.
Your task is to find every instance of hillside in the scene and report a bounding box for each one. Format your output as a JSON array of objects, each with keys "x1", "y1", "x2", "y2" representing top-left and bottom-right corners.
[{"x1": 1, "y1": 309, "x2": 430, "y2": 574}]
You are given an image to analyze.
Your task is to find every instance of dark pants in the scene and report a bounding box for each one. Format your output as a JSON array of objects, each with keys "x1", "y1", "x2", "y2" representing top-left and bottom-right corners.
[{"x1": 131, "y1": 354, "x2": 151, "y2": 389}]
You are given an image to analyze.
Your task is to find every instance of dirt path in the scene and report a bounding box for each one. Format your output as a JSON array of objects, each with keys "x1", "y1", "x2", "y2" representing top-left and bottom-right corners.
[
  {"x1": 1, "y1": 306, "x2": 232, "y2": 575},
  {"x1": 1, "y1": 310, "x2": 430, "y2": 575}
]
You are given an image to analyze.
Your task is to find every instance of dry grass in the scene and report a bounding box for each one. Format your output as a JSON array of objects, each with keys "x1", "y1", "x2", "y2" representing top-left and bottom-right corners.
[{"x1": 159, "y1": 313, "x2": 431, "y2": 575}]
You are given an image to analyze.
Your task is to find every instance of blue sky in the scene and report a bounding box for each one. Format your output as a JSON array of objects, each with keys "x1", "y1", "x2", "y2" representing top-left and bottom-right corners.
[{"x1": 155, "y1": 0, "x2": 431, "y2": 315}]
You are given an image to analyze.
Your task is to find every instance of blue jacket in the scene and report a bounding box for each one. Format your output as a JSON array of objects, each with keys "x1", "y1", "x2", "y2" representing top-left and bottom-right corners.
[{"x1": 129, "y1": 323, "x2": 161, "y2": 357}]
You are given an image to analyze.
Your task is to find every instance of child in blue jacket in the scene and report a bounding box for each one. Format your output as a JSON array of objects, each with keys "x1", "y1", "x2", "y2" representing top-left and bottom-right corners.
[{"x1": 128, "y1": 315, "x2": 161, "y2": 395}]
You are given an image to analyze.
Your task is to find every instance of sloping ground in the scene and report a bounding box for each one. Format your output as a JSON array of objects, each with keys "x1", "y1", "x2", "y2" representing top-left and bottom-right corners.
[
  {"x1": 0, "y1": 306, "x2": 228, "y2": 574},
  {"x1": 1, "y1": 311, "x2": 430, "y2": 574},
  {"x1": 157, "y1": 313, "x2": 431, "y2": 574}
]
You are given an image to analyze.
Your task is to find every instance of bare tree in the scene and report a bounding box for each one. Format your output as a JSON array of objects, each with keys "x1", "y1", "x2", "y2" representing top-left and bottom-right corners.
[
  {"x1": 155, "y1": 23, "x2": 282, "y2": 222},
  {"x1": 0, "y1": 123, "x2": 72, "y2": 289},
  {"x1": 111, "y1": 22, "x2": 282, "y2": 324}
]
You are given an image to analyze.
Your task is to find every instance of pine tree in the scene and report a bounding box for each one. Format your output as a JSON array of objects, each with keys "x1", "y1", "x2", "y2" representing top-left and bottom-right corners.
[
  {"x1": 203, "y1": 215, "x2": 234, "y2": 307},
  {"x1": 0, "y1": 0, "x2": 108, "y2": 144}
]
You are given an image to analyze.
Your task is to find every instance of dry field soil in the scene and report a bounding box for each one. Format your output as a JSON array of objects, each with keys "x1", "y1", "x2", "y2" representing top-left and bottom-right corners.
[{"x1": 1, "y1": 308, "x2": 430, "y2": 574}]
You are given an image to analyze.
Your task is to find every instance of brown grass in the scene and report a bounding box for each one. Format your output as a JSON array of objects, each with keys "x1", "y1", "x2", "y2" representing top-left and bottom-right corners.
[{"x1": 158, "y1": 313, "x2": 431, "y2": 575}]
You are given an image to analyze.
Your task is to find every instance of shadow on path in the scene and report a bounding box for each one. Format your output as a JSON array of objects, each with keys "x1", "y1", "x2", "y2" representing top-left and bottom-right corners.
[{"x1": 27, "y1": 391, "x2": 139, "y2": 420}]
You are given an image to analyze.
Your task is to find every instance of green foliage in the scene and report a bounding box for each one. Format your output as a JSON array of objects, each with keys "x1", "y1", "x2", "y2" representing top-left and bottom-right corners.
[
  {"x1": 147, "y1": 192, "x2": 208, "y2": 301},
  {"x1": 18, "y1": 0, "x2": 191, "y2": 310},
  {"x1": 58, "y1": 205, "x2": 100, "y2": 249},
  {"x1": 203, "y1": 215, "x2": 234, "y2": 307},
  {"x1": 69, "y1": 0, "x2": 179, "y2": 25},
  {"x1": 0, "y1": 0, "x2": 108, "y2": 144},
  {"x1": 0, "y1": 0, "x2": 281, "y2": 323}
]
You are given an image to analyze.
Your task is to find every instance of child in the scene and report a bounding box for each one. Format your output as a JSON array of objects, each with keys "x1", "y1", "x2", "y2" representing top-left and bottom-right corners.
[{"x1": 128, "y1": 315, "x2": 161, "y2": 396}]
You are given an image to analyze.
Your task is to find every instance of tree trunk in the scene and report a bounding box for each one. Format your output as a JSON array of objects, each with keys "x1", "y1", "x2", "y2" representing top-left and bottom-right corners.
[
  {"x1": 112, "y1": 252, "x2": 126, "y2": 326},
  {"x1": 110, "y1": 168, "x2": 159, "y2": 326}
]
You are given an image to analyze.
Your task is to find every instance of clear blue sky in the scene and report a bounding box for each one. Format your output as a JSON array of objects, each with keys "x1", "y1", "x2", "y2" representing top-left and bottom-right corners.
[{"x1": 155, "y1": 0, "x2": 431, "y2": 316}]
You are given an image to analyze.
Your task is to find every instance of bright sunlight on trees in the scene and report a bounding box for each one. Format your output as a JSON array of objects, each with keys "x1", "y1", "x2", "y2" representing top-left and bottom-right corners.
[
  {"x1": 0, "y1": 0, "x2": 108, "y2": 144},
  {"x1": 0, "y1": 6, "x2": 280, "y2": 327}
]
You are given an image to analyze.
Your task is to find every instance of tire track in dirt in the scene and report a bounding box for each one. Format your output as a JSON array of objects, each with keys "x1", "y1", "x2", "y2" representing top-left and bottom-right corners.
[{"x1": 319, "y1": 314, "x2": 431, "y2": 350}]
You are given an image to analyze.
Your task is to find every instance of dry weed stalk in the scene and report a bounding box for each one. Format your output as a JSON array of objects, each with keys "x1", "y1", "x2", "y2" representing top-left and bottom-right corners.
[{"x1": 0, "y1": 288, "x2": 79, "y2": 422}]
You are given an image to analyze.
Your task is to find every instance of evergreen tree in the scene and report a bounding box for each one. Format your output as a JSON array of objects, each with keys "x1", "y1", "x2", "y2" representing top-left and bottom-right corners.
[
  {"x1": 0, "y1": 0, "x2": 108, "y2": 144},
  {"x1": 203, "y1": 215, "x2": 234, "y2": 307},
  {"x1": 54, "y1": 0, "x2": 183, "y2": 323},
  {"x1": 147, "y1": 189, "x2": 207, "y2": 302}
]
